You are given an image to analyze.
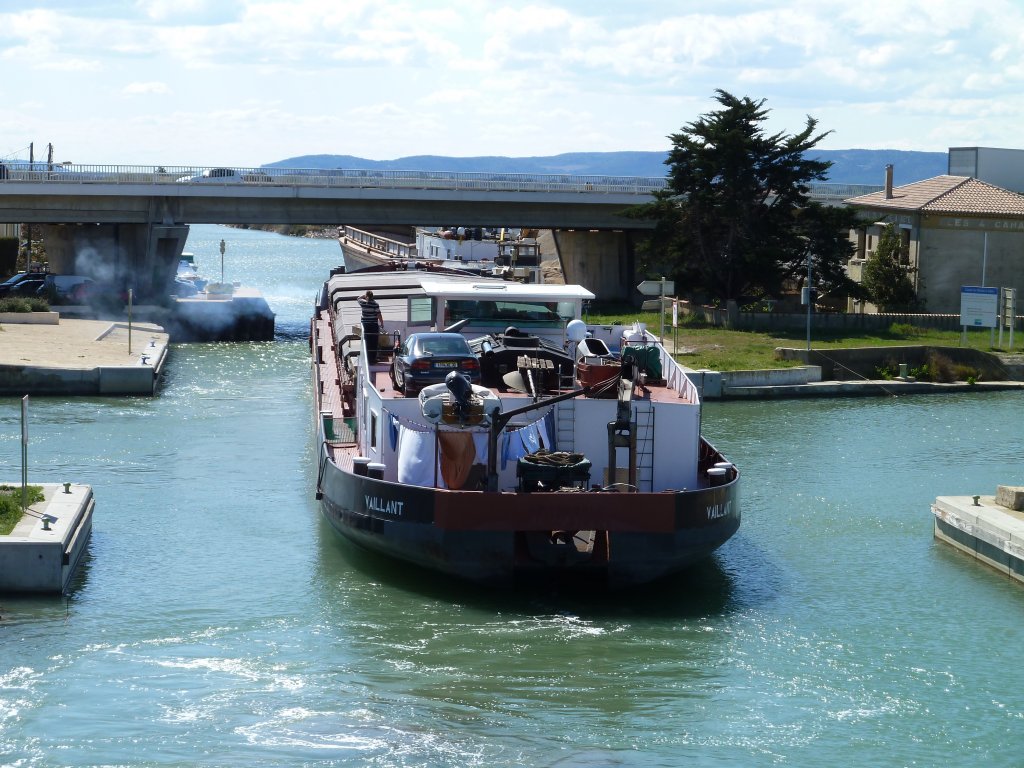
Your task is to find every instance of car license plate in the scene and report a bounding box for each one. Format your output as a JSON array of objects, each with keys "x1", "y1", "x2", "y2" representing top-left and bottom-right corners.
[{"x1": 434, "y1": 361, "x2": 458, "y2": 368}]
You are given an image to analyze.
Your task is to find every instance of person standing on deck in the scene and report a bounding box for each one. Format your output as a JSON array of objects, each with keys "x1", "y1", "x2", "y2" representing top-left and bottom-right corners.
[{"x1": 358, "y1": 290, "x2": 384, "y2": 363}]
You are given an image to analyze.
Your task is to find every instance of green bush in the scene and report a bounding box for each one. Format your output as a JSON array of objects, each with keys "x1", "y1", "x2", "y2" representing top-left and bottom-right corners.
[
  {"x1": 875, "y1": 356, "x2": 900, "y2": 380},
  {"x1": 889, "y1": 323, "x2": 928, "y2": 337},
  {"x1": 953, "y1": 363, "x2": 982, "y2": 383},
  {"x1": 923, "y1": 351, "x2": 956, "y2": 383},
  {"x1": 0, "y1": 296, "x2": 50, "y2": 313}
]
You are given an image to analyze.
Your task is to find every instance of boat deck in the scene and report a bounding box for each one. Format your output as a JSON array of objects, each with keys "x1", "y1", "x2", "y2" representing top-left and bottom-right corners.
[
  {"x1": 369, "y1": 366, "x2": 694, "y2": 405},
  {"x1": 313, "y1": 292, "x2": 706, "y2": 496}
]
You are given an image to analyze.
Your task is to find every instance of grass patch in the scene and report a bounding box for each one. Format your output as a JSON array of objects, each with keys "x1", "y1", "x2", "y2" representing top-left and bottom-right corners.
[
  {"x1": 0, "y1": 484, "x2": 46, "y2": 536},
  {"x1": 585, "y1": 305, "x2": 1006, "y2": 371}
]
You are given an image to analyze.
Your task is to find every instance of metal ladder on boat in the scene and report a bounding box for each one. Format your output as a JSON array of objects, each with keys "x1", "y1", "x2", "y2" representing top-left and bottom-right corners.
[
  {"x1": 553, "y1": 368, "x2": 577, "y2": 452},
  {"x1": 554, "y1": 398, "x2": 576, "y2": 452},
  {"x1": 634, "y1": 402, "x2": 655, "y2": 491}
]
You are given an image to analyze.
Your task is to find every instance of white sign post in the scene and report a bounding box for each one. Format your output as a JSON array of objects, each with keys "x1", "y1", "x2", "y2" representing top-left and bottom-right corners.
[
  {"x1": 21, "y1": 395, "x2": 28, "y2": 510},
  {"x1": 637, "y1": 279, "x2": 675, "y2": 341},
  {"x1": 637, "y1": 279, "x2": 674, "y2": 296},
  {"x1": 999, "y1": 287, "x2": 1017, "y2": 351}
]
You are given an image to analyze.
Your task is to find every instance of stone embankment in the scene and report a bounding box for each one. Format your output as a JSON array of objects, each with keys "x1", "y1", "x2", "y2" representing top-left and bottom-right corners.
[
  {"x1": 669, "y1": 342, "x2": 1024, "y2": 399},
  {"x1": 997, "y1": 353, "x2": 1024, "y2": 380}
]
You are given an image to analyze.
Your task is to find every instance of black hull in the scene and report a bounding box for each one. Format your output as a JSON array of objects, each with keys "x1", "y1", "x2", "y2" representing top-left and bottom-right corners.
[{"x1": 316, "y1": 443, "x2": 739, "y2": 589}]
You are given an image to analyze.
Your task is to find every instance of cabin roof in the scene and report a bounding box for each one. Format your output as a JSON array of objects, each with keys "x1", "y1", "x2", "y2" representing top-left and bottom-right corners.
[
  {"x1": 419, "y1": 280, "x2": 594, "y2": 301},
  {"x1": 326, "y1": 270, "x2": 595, "y2": 303}
]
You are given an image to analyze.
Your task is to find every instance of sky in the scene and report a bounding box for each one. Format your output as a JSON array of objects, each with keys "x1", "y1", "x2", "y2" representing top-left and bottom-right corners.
[{"x1": 1, "y1": 0, "x2": 1023, "y2": 168}]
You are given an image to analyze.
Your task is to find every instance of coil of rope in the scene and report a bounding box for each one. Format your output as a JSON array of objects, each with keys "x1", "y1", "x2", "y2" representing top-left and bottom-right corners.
[{"x1": 522, "y1": 448, "x2": 586, "y2": 466}]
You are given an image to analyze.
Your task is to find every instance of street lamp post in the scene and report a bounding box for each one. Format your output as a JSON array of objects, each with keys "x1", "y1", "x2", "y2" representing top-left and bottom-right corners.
[{"x1": 805, "y1": 252, "x2": 813, "y2": 353}]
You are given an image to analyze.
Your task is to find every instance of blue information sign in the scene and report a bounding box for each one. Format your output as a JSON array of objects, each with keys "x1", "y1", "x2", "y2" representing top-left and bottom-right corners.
[{"x1": 960, "y1": 286, "x2": 999, "y2": 328}]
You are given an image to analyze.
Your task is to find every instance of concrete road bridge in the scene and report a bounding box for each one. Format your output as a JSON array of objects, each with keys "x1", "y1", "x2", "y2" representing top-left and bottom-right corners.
[{"x1": 0, "y1": 163, "x2": 881, "y2": 300}]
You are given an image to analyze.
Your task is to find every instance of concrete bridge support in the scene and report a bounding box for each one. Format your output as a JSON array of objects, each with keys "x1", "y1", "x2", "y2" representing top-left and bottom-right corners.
[
  {"x1": 40, "y1": 223, "x2": 189, "y2": 300},
  {"x1": 551, "y1": 229, "x2": 635, "y2": 301}
]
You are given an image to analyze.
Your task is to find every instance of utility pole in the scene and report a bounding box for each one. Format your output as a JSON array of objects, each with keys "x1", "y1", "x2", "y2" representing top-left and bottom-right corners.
[
  {"x1": 805, "y1": 252, "x2": 813, "y2": 353},
  {"x1": 25, "y1": 143, "x2": 33, "y2": 272}
]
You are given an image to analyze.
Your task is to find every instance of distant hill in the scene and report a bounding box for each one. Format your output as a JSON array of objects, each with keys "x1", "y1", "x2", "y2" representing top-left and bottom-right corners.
[{"x1": 266, "y1": 149, "x2": 948, "y2": 185}]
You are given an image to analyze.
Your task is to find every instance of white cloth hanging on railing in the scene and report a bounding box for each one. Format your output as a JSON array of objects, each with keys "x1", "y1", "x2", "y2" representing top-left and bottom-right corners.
[{"x1": 396, "y1": 426, "x2": 491, "y2": 488}]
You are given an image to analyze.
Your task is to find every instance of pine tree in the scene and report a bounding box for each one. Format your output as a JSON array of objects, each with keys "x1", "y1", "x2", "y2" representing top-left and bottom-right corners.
[
  {"x1": 631, "y1": 90, "x2": 861, "y2": 303},
  {"x1": 862, "y1": 223, "x2": 919, "y2": 311}
]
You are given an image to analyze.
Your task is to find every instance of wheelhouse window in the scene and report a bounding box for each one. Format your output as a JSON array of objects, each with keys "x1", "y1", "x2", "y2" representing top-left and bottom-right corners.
[
  {"x1": 443, "y1": 299, "x2": 571, "y2": 328},
  {"x1": 409, "y1": 296, "x2": 433, "y2": 326}
]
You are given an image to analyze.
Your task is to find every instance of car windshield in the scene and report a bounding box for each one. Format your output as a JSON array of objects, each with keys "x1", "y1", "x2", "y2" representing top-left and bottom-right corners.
[{"x1": 418, "y1": 337, "x2": 469, "y2": 355}]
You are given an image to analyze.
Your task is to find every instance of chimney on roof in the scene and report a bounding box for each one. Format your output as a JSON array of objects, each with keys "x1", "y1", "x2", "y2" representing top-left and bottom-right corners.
[{"x1": 885, "y1": 164, "x2": 894, "y2": 199}]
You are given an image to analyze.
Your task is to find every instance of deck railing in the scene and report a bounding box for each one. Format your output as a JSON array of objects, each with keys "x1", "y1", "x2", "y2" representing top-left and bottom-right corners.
[{"x1": 341, "y1": 226, "x2": 417, "y2": 258}]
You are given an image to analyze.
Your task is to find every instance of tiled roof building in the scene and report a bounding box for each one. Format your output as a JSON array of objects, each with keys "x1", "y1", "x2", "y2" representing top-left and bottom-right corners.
[{"x1": 844, "y1": 170, "x2": 1024, "y2": 313}]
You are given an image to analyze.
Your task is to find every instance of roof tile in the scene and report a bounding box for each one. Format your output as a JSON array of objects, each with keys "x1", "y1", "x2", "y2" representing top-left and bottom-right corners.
[{"x1": 845, "y1": 175, "x2": 1024, "y2": 216}]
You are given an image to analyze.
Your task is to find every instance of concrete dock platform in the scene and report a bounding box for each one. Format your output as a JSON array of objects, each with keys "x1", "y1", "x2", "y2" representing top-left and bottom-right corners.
[
  {"x1": 170, "y1": 287, "x2": 275, "y2": 341},
  {"x1": 0, "y1": 483, "x2": 94, "y2": 593},
  {"x1": 0, "y1": 317, "x2": 168, "y2": 395},
  {"x1": 932, "y1": 486, "x2": 1024, "y2": 584}
]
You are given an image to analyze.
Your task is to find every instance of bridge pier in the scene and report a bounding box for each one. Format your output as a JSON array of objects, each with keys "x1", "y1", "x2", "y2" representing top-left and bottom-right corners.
[
  {"x1": 551, "y1": 229, "x2": 635, "y2": 301},
  {"x1": 40, "y1": 222, "x2": 188, "y2": 300}
]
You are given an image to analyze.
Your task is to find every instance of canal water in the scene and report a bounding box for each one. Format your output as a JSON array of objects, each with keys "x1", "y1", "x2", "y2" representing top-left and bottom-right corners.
[{"x1": 2, "y1": 225, "x2": 1022, "y2": 767}]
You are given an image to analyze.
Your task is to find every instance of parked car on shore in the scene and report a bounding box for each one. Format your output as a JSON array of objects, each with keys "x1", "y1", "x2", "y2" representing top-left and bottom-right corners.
[
  {"x1": 41, "y1": 274, "x2": 91, "y2": 301},
  {"x1": 68, "y1": 279, "x2": 128, "y2": 306},
  {"x1": 0, "y1": 271, "x2": 48, "y2": 298},
  {"x1": 2, "y1": 278, "x2": 46, "y2": 298}
]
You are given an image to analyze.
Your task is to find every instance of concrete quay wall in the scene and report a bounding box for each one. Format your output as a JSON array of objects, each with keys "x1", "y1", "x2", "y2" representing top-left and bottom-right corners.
[
  {"x1": 932, "y1": 489, "x2": 1024, "y2": 584},
  {"x1": 775, "y1": 346, "x2": 1013, "y2": 381},
  {"x1": 0, "y1": 318, "x2": 169, "y2": 396},
  {"x1": 0, "y1": 362, "x2": 160, "y2": 395},
  {"x1": 0, "y1": 483, "x2": 94, "y2": 594}
]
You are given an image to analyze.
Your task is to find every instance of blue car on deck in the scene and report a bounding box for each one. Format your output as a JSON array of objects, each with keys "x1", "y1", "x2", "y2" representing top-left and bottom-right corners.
[{"x1": 390, "y1": 332, "x2": 480, "y2": 396}]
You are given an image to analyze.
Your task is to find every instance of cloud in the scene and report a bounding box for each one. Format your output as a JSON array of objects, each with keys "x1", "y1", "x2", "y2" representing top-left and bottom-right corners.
[
  {"x1": 123, "y1": 81, "x2": 170, "y2": 95},
  {"x1": 4, "y1": 0, "x2": 1024, "y2": 163},
  {"x1": 135, "y1": 0, "x2": 242, "y2": 23}
]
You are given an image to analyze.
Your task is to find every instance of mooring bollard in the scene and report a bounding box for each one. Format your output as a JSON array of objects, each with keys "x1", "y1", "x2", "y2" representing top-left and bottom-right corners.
[{"x1": 63, "y1": 482, "x2": 72, "y2": 494}]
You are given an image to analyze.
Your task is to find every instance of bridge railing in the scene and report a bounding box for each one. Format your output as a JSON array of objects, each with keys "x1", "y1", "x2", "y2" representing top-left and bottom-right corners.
[
  {"x1": 0, "y1": 163, "x2": 671, "y2": 195},
  {"x1": 0, "y1": 162, "x2": 883, "y2": 201}
]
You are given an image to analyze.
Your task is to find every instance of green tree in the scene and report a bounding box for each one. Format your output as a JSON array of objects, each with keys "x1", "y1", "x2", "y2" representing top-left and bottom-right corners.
[
  {"x1": 862, "y1": 223, "x2": 919, "y2": 311},
  {"x1": 632, "y1": 89, "x2": 861, "y2": 303}
]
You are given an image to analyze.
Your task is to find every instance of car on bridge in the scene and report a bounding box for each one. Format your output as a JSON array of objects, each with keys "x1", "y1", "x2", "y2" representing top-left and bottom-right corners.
[
  {"x1": 176, "y1": 168, "x2": 240, "y2": 183},
  {"x1": 176, "y1": 168, "x2": 274, "y2": 184}
]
